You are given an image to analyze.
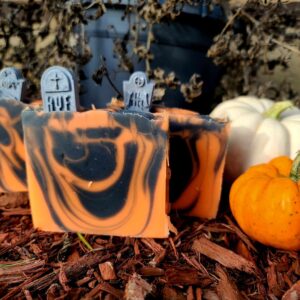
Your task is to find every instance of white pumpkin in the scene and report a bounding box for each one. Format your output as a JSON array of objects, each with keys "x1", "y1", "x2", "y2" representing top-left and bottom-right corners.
[{"x1": 210, "y1": 96, "x2": 300, "y2": 181}]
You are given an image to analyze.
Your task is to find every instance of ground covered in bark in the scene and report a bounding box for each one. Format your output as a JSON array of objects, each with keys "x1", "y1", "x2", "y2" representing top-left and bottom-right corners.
[{"x1": 0, "y1": 193, "x2": 299, "y2": 300}]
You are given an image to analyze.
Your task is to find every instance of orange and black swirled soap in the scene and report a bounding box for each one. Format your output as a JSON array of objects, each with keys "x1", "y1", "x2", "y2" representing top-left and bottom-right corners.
[
  {"x1": 154, "y1": 107, "x2": 229, "y2": 219},
  {"x1": 22, "y1": 69, "x2": 169, "y2": 237},
  {"x1": 0, "y1": 68, "x2": 28, "y2": 192}
]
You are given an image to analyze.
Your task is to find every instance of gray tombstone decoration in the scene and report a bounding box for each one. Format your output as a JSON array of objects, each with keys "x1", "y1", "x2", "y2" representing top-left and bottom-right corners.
[
  {"x1": 41, "y1": 66, "x2": 79, "y2": 113},
  {"x1": 123, "y1": 72, "x2": 155, "y2": 113},
  {"x1": 0, "y1": 67, "x2": 26, "y2": 101}
]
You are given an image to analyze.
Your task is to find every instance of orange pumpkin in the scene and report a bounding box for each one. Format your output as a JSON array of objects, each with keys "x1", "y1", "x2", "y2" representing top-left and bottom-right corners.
[{"x1": 230, "y1": 153, "x2": 300, "y2": 250}]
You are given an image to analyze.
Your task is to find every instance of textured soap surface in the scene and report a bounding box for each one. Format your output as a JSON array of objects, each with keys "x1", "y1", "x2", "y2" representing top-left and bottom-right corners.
[
  {"x1": 0, "y1": 99, "x2": 28, "y2": 192},
  {"x1": 22, "y1": 109, "x2": 169, "y2": 237},
  {"x1": 155, "y1": 107, "x2": 229, "y2": 219}
]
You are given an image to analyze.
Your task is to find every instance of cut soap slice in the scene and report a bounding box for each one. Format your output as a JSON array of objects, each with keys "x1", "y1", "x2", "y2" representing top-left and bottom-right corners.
[
  {"x1": 155, "y1": 107, "x2": 229, "y2": 219},
  {"x1": 22, "y1": 109, "x2": 169, "y2": 237},
  {"x1": 0, "y1": 99, "x2": 28, "y2": 192}
]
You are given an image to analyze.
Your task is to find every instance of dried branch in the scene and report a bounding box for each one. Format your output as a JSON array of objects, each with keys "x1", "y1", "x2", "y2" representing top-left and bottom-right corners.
[{"x1": 208, "y1": 1, "x2": 300, "y2": 100}]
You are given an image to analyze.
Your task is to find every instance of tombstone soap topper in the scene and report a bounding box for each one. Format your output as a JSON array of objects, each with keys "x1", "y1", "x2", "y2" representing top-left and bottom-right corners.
[
  {"x1": 0, "y1": 67, "x2": 28, "y2": 193},
  {"x1": 41, "y1": 66, "x2": 79, "y2": 112},
  {"x1": 123, "y1": 72, "x2": 155, "y2": 113},
  {"x1": 0, "y1": 67, "x2": 26, "y2": 101}
]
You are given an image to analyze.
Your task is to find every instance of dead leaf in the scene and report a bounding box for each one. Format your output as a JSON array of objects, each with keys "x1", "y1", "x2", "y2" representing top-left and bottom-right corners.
[{"x1": 124, "y1": 273, "x2": 152, "y2": 300}]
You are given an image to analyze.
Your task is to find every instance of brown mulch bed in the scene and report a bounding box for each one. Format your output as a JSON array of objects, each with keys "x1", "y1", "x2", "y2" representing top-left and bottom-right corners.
[{"x1": 0, "y1": 193, "x2": 299, "y2": 300}]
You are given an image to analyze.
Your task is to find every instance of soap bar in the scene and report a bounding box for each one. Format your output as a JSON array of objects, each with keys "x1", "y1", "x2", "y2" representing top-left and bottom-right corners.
[
  {"x1": 0, "y1": 99, "x2": 28, "y2": 192},
  {"x1": 22, "y1": 109, "x2": 169, "y2": 237},
  {"x1": 155, "y1": 107, "x2": 229, "y2": 219}
]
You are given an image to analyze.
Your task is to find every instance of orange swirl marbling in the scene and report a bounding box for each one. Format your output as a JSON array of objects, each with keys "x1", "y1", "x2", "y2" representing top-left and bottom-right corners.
[
  {"x1": 22, "y1": 109, "x2": 169, "y2": 237},
  {"x1": 154, "y1": 107, "x2": 229, "y2": 219},
  {"x1": 0, "y1": 99, "x2": 28, "y2": 192}
]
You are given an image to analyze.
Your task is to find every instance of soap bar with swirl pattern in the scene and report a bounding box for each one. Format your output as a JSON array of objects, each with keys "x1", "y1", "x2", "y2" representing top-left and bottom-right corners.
[
  {"x1": 154, "y1": 107, "x2": 229, "y2": 219},
  {"x1": 0, "y1": 67, "x2": 29, "y2": 192},
  {"x1": 0, "y1": 99, "x2": 28, "y2": 192},
  {"x1": 22, "y1": 109, "x2": 169, "y2": 237}
]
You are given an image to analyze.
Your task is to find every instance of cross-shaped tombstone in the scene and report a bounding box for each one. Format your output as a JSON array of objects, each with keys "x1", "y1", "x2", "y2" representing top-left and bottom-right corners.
[
  {"x1": 41, "y1": 66, "x2": 79, "y2": 113},
  {"x1": 123, "y1": 72, "x2": 155, "y2": 113},
  {"x1": 0, "y1": 67, "x2": 26, "y2": 101}
]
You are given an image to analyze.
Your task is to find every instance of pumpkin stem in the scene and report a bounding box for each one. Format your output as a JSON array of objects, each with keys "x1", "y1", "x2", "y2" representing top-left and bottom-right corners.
[
  {"x1": 264, "y1": 101, "x2": 294, "y2": 119},
  {"x1": 290, "y1": 152, "x2": 300, "y2": 183}
]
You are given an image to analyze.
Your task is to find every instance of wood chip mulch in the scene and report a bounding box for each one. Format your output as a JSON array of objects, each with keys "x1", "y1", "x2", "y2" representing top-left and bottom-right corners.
[{"x1": 0, "y1": 193, "x2": 300, "y2": 300}]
